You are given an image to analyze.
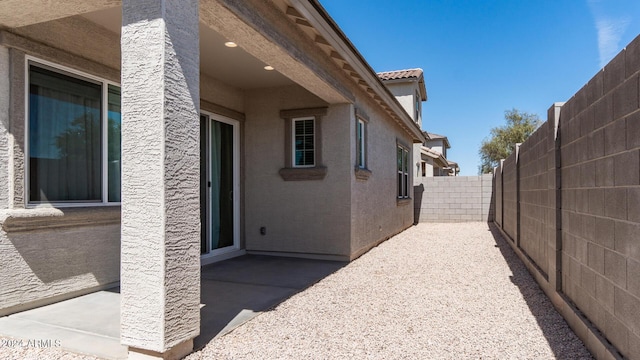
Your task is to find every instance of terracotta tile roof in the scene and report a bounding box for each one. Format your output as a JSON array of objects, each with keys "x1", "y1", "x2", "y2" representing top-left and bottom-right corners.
[{"x1": 377, "y1": 68, "x2": 423, "y2": 81}]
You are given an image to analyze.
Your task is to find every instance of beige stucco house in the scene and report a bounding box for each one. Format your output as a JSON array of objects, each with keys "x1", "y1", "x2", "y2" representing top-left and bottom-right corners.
[
  {"x1": 425, "y1": 132, "x2": 458, "y2": 176},
  {"x1": 0, "y1": 0, "x2": 425, "y2": 358},
  {"x1": 377, "y1": 69, "x2": 432, "y2": 178},
  {"x1": 376, "y1": 69, "x2": 458, "y2": 178}
]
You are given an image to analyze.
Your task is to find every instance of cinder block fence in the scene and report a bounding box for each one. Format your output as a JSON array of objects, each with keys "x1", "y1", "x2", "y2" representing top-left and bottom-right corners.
[
  {"x1": 413, "y1": 175, "x2": 494, "y2": 223},
  {"x1": 494, "y1": 35, "x2": 640, "y2": 360}
]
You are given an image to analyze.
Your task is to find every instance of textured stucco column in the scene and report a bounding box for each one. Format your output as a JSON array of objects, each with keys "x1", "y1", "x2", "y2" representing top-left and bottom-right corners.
[
  {"x1": 120, "y1": 1, "x2": 200, "y2": 359},
  {"x1": 0, "y1": 45, "x2": 9, "y2": 209}
]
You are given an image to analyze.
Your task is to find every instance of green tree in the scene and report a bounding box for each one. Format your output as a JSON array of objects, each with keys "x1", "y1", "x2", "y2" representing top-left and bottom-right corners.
[{"x1": 479, "y1": 109, "x2": 541, "y2": 174}]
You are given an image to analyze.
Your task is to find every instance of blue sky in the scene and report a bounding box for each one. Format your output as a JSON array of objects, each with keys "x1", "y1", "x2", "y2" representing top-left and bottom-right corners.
[{"x1": 319, "y1": 0, "x2": 640, "y2": 175}]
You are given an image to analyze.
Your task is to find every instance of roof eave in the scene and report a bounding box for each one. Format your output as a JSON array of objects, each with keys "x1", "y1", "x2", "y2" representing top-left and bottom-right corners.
[{"x1": 296, "y1": 0, "x2": 425, "y2": 143}]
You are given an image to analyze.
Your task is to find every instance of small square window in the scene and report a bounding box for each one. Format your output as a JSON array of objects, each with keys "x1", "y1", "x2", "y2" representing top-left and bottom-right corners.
[{"x1": 279, "y1": 107, "x2": 327, "y2": 181}]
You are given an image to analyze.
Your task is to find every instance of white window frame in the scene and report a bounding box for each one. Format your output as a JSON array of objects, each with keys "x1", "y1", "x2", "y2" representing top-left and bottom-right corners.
[
  {"x1": 25, "y1": 56, "x2": 121, "y2": 208},
  {"x1": 357, "y1": 118, "x2": 366, "y2": 169},
  {"x1": 397, "y1": 145, "x2": 410, "y2": 199},
  {"x1": 200, "y1": 111, "x2": 243, "y2": 265},
  {"x1": 292, "y1": 116, "x2": 316, "y2": 168}
]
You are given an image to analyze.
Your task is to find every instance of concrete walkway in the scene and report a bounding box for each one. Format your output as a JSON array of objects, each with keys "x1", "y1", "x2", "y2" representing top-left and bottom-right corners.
[
  {"x1": 0, "y1": 223, "x2": 592, "y2": 359},
  {"x1": 0, "y1": 255, "x2": 345, "y2": 359}
]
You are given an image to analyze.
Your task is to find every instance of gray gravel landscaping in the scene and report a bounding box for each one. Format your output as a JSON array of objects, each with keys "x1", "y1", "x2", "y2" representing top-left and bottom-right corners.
[
  {"x1": 187, "y1": 222, "x2": 591, "y2": 359},
  {"x1": 0, "y1": 222, "x2": 592, "y2": 359}
]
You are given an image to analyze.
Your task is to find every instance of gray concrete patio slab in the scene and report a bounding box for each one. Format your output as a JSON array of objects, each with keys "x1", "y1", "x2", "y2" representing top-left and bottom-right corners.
[
  {"x1": 201, "y1": 254, "x2": 346, "y2": 289},
  {"x1": 0, "y1": 254, "x2": 345, "y2": 359},
  {"x1": 197, "y1": 255, "x2": 346, "y2": 349},
  {"x1": 0, "y1": 290, "x2": 126, "y2": 359}
]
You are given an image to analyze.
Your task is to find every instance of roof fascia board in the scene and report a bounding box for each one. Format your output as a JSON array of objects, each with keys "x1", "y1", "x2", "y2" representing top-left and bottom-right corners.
[
  {"x1": 294, "y1": 0, "x2": 425, "y2": 142},
  {"x1": 381, "y1": 78, "x2": 420, "y2": 85}
]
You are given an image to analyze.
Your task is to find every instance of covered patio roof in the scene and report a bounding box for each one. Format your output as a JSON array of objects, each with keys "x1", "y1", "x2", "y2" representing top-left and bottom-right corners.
[{"x1": 0, "y1": 0, "x2": 425, "y2": 143}]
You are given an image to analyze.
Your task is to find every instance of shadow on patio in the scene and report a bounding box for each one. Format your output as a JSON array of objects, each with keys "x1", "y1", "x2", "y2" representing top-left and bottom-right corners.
[
  {"x1": 0, "y1": 254, "x2": 346, "y2": 359},
  {"x1": 196, "y1": 255, "x2": 346, "y2": 349}
]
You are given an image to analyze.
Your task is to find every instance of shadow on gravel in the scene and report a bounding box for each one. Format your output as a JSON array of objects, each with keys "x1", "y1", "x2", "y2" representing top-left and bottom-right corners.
[
  {"x1": 196, "y1": 255, "x2": 347, "y2": 350},
  {"x1": 486, "y1": 223, "x2": 593, "y2": 359}
]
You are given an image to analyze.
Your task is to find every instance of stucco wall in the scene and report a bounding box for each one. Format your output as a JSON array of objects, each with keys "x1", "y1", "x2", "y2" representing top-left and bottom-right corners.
[
  {"x1": 350, "y1": 100, "x2": 415, "y2": 259},
  {"x1": 424, "y1": 140, "x2": 445, "y2": 158},
  {"x1": 200, "y1": 73, "x2": 244, "y2": 114},
  {"x1": 10, "y1": 15, "x2": 121, "y2": 71},
  {"x1": 243, "y1": 86, "x2": 352, "y2": 258},
  {"x1": 384, "y1": 82, "x2": 419, "y2": 125},
  {"x1": 412, "y1": 144, "x2": 422, "y2": 179},
  {"x1": 0, "y1": 208, "x2": 120, "y2": 316},
  {"x1": 0, "y1": 27, "x2": 125, "y2": 315},
  {"x1": 494, "y1": 35, "x2": 640, "y2": 359}
]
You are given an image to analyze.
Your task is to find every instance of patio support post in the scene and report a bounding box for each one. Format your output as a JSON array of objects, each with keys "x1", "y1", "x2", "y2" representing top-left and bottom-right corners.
[
  {"x1": 0, "y1": 45, "x2": 9, "y2": 209},
  {"x1": 120, "y1": 0, "x2": 200, "y2": 359}
]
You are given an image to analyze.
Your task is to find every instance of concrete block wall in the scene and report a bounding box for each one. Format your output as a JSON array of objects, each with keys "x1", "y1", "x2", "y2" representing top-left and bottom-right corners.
[
  {"x1": 494, "y1": 35, "x2": 640, "y2": 359},
  {"x1": 495, "y1": 162, "x2": 503, "y2": 227},
  {"x1": 558, "y1": 36, "x2": 640, "y2": 358},
  {"x1": 518, "y1": 120, "x2": 553, "y2": 277},
  {"x1": 502, "y1": 152, "x2": 518, "y2": 241},
  {"x1": 414, "y1": 175, "x2": 493, "y2": 223}
]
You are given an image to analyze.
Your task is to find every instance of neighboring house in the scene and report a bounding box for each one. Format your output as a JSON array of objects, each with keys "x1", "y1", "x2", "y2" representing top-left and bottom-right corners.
[
  {"x1": 0, "y1": 0, "x2": 425, "y2": 358},
  {"x1": 447, "y1": 160, "x2": 460, "y2": 176},
  {"x1": 425, "y1": 132, "x2": 458, "y2": 176},
  {"x1": 419, "y1": 143, "x2": 449, "y2": 177},
  {"x1": 377, "y1": 68, "x2": 426, "y2": 129},
  {"x1": 376, "y1": 70, "x2": 459, "y2": 177},
  {"x1": 377, "y1": 69, "x2": 431, "y2": 180}
]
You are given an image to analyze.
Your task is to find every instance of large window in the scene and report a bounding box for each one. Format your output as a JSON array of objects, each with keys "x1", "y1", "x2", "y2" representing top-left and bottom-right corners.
[
  {"x1": 397, "y1": 145, "x2": 409, "y2": 199},
  {"x1": 293, "y1": 117, "x2": 315, "y2": 167},
  {"x1": 27, "y1": 61, "x2": 121, "y2": 204}
]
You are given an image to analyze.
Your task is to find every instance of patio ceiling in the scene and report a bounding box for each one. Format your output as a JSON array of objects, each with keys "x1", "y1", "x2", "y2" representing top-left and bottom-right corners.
[{"x1": 81, "y1": 6, "x2": 295, "y2": 90}]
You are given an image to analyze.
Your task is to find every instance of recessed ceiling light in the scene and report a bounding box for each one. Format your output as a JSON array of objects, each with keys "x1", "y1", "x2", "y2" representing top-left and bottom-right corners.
[
  {"x1": 264, "y1": 65, "x2": 274, "y2": 71},
  {"x1": 224, "y1": 41, "x2": 238, "y2": 48}
]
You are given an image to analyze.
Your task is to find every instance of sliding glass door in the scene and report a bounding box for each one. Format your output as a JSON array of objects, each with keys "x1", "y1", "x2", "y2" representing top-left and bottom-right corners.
[{"x1": 200, "y1": 113, "x2": 239, "y2": 258}]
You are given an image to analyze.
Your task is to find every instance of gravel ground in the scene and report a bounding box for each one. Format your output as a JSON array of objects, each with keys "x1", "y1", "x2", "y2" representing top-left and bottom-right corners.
[
  {"x1": 187, "y1": 222, "x2": 592, "y2": 360},
  {"x1": 0, "y1": 338, "x2": 98, "y2": 360},
  {"x1": 0, "y1": 222, "x2": 592, "y2": 359}
]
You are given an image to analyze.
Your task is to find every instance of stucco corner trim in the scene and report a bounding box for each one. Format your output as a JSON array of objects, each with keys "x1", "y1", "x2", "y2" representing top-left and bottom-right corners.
[
  {"x1": 1, "y1": 206, "x2": 120, "y2": 233},
  {"x1": 279, "y1": 166, "x2": 327, "y2": 181},
  {"x1": 354, "y1": 167, "x2": 371, "y2": 181}
]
